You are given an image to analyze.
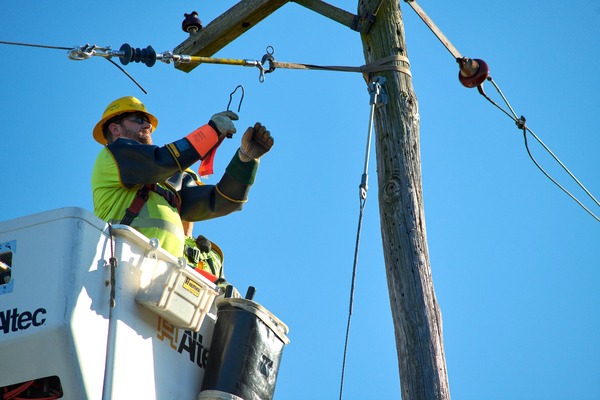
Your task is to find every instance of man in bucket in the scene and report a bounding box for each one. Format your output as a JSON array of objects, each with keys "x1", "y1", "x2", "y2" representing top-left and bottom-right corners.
[{"x1": 91, "y1": 96, "x2": 273, "y2": 269}]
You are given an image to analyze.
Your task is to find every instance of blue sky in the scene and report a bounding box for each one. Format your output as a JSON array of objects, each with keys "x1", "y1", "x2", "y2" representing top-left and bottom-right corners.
[{"x1": 1, "y1": 1, "x2": 599, "y2": 399}]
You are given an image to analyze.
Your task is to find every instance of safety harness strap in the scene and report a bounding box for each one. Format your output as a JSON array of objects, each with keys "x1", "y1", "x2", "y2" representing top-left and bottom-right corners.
[
  {"x1": 183, "y1": 244, "x2": 219, "y2": 276},
  {"x1": 120, "y1": 184, "x2": 180, "y2": 226}
]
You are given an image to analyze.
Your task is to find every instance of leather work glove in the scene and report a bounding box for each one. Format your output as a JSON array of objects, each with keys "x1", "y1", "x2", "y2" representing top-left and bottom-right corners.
[
  {"x1": 195, "y1": 235, "x2": 212, "y2": 253},
  {"x1": 209, "y1": 111, "x2": 239, "y2": 141},
  {"x1": 238, "y1": 122, "x2": 274, "y2": 162}
]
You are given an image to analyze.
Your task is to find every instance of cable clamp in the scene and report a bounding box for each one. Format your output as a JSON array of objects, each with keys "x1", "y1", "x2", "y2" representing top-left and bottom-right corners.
[
  {"x1": 68, "y1": 44, "x2": 109, "y2": 60},
  {"x1": 159, "y1": 50, "x2": 178, "y2": 64},
  {"x1": 368, "y1": 76, "x2": 387, "y2": 107},
  {"x1": 351, "y1": 11, "x2": 376, "y2": 33},
  {"x1": 516, "y1": 115, "x2": 527, "y2": 131}
]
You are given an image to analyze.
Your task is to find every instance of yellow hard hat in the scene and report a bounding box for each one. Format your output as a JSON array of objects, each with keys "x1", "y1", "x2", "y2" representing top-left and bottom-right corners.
[{"x1": 93, "y1": 96, "x2": 158, "y2": 145}]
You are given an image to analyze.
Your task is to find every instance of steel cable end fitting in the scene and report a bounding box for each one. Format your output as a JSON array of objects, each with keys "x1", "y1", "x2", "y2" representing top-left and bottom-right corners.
[
  {"x1": 458, "y1": 57, "x2": 489, "y2": 88},
  {"x1": 67, "y1": 44, "x2": 96, "y2": 60}
]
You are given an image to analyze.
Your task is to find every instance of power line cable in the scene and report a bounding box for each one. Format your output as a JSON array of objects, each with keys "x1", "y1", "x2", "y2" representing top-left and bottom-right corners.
[
  {"x1": 0, "y1": 40, "x2": 72, "y2": 51},
  {"x1": 478, "y1": 79, "x2": 600, "y2": 222},
  {"x1": 0, "y1": 40, "x2": 147, "y2": 93},
  {"x1": 403, "y1": 0, "x2": 599, "y2": 222},
  {"x1": 3, "y1": 31, "x2": 597, "y2": 221}
]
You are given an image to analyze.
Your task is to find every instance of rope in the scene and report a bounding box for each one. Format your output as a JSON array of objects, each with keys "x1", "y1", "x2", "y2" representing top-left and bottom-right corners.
[
  {"x1": 272, "y1": 55, "x2": 412, "y2": 81},
  {"x1": 339, "y1": 77, "x2": 386, "y2": 400},
  {"x1": 108, "y1": 224, "x2": 118, "y2": 308},
  {"x1": 477, "y1": 78, "x2": 600, "y2": 222}
]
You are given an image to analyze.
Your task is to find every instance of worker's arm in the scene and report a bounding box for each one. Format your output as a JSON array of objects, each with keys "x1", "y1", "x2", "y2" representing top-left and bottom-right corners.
[
  {"x1": 177, "y1": 123, "x2": 273, "y2": 221},
  {"x1": 107, "y1": 137, "x2": 207, "y2": 187},
  {"x1": 107, "y1": 111, "x2": 238, "y2": 188},
  {"x1": 175, "y1": 153, "x2": 259, "y2": 221}
]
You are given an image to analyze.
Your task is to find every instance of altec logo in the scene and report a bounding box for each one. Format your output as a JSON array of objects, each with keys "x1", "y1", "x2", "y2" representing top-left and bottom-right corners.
[
  {"x1": 157, "y1": 316, "x2": 209, "y2": 369},
  {"x1": 0, "y1": 307, "x2": 47, "y2": 334}
]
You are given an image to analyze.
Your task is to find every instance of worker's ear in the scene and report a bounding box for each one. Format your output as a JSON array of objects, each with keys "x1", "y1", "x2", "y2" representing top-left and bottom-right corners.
[{"x1": 108, "y1": 122, "x2": 122, "y2": 139}]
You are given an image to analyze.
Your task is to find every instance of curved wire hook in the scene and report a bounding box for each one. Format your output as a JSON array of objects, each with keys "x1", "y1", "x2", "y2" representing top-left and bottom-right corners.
[{"x1": 227, "y1": 85, "x2": 245, "y2": 112}]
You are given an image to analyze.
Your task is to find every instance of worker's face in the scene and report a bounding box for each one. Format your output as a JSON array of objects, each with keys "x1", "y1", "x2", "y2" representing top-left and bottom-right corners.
[{"x1": 117, "y1": 113, "x2": 153, "y2": 144}]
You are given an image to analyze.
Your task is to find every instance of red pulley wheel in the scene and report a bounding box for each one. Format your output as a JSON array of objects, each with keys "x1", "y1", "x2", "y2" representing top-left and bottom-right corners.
[{"x1": 458, "y1": 58, "x2": 489, "y2": 88}]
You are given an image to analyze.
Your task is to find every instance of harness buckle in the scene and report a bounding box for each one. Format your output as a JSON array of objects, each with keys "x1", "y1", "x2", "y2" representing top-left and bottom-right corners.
[{"x1": 184, "y1": 244, "x2": 201, "y2": 264}]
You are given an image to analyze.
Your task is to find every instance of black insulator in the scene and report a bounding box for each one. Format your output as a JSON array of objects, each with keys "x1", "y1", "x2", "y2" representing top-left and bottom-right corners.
[
  {"x1": 143, "y1": 46, "x2": 156, "y2": 67},
  {"x1": 119, "y1": 43, "x2": 157, "y2": 67},
  {"x1": 119, "y1": 43, "x2": 133, "y2": 65},
  {"x1": 140, "y1": 48, "x2": 148, "y2": 64},
  {"x1": 139, "y1": 46, "x2": 156, "y2": 67},
  {"x1": 133, "y1": 47, "x2": 142, "y2": 63},
  {"x1": 182, "y1": 11, "x2": 202, "y2": 34}
]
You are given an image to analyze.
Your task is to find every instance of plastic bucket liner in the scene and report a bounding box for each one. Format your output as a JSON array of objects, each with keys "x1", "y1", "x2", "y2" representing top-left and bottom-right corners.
[
  {"x1": 199, "y1": 297, "x2": 289, "y2": 400},
  {"x1": 197, "y1": 389, "x2": 243, "y2": 400}
]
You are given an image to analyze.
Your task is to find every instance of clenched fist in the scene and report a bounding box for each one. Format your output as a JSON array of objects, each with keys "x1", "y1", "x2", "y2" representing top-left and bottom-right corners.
[{"x1": 238, "y1": 122, "x2": 274, "y2": 161}]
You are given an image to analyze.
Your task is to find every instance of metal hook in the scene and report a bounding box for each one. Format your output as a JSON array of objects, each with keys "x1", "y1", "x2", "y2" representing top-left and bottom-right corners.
[
  {"x1": 261, "y1": 46, "x2": 276, "y2": 74},
  {"x1": 227, "y1": 85, "x2": 245, "y2": 113},
  {"x1": 255, "y1": 46, "x2": 276, "y2": 83}
]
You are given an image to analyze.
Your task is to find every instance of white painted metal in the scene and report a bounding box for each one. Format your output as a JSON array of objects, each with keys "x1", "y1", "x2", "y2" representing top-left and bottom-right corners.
[{"x1": 0, "y1": 207, "x2": 217, "y2": 400}]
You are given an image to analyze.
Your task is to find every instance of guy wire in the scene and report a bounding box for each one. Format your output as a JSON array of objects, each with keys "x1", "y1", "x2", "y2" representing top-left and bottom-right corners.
[{"x1": 478, "y1": 78, "x2": 600, "y2": 222}]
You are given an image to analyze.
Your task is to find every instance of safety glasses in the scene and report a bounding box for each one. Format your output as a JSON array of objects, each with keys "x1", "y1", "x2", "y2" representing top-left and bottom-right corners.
[{"x1": 126, "y1": 113, "x2": 151, "y2": 125}]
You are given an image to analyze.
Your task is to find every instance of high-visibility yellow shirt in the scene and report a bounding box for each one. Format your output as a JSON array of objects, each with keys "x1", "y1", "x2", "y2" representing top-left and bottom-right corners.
[
  {"x1": 92, "y1": 146, "x2": 185, "y2": 257},
  {"x1": 91, "y1": 135, "x2": 259, "y2": 259}
]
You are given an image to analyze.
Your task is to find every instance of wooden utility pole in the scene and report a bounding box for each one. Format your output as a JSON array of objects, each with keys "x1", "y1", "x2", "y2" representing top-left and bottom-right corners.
[
  {"x1": 358, "y1": 1, "x2": 450, "y2": 398},
  {"x1": 173, "y1": 1, "x2": 450, "y2": 398}
]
